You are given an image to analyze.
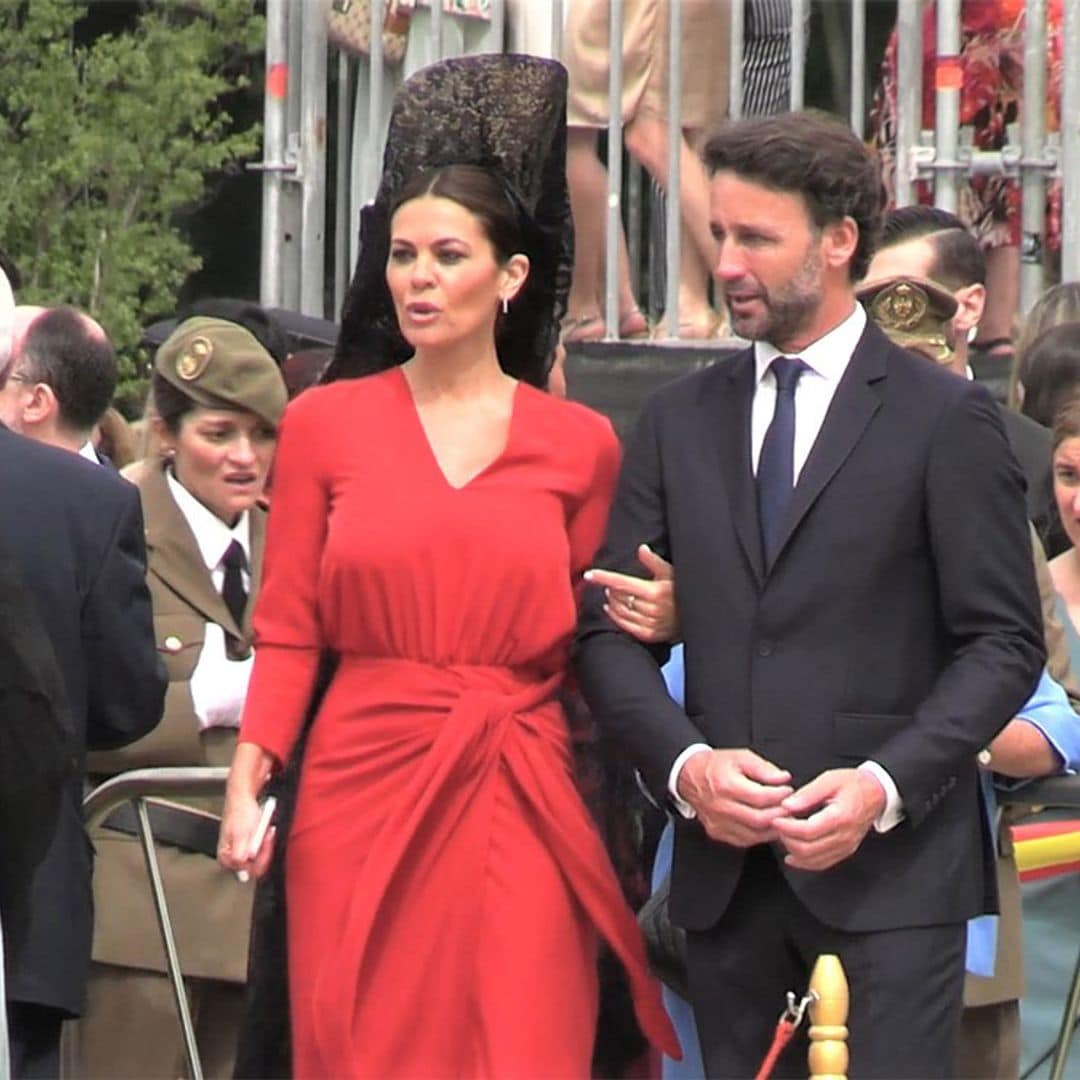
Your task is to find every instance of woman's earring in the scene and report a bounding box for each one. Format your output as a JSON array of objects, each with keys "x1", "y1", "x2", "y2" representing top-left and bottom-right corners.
[{"x1": 501, "y1": 295, "x2": 509, "y2": 316}]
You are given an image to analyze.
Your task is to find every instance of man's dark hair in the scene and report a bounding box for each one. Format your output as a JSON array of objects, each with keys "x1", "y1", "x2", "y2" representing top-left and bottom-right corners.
[
  {"x1": 702, "y1": 110, "x2": 884, "y2": 282},
  {"x1": 182, "y1": 298, "x2": 291, "y2": 366},
  {"x1": 880, "y1": 205, "x2": 986, "y2": 289},
  {"x1": 19, "y1": 307, "x2": 117, "y2": 434}
]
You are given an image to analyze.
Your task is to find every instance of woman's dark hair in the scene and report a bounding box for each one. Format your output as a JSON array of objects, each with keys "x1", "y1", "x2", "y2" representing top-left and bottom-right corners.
[
  {"x1": 151, "y1": 371, "x2": 197, "y2": 435},
  {"x1": 702, "y1": 110, "x2": 884, "y2": 282},
  {"x1": 1052, "y1": 394, "x2": 1080, "y2": 452},
  {"x1": 330, "y1": 163, "x2": 559, "y2": 389},
  {"x1": 390, "y1": 164, "x2": 523, "y2": 265},
  {"x1": 1017, "y1": 321, "x2": 1080, "y2": 431}
]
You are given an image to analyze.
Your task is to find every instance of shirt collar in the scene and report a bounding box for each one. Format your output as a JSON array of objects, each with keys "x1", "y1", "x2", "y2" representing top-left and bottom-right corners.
[
  {"x1": 165, "y1": 468, "x2": 251, "y2": 572},
  {"x1": 754, "y1": 302, "x2": 867, "y2": 386},
  {"x1": 78, "y1": 440, "x2": 100, "y2": 463}
]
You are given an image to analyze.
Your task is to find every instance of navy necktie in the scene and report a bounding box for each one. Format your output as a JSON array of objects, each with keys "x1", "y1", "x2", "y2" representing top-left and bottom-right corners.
[
  {"x1": 757, "y1": 355, "x2": 807, "y2": 564},
  {"x1": 220, "y1": 540, "x2": 248, "y2": 628}
]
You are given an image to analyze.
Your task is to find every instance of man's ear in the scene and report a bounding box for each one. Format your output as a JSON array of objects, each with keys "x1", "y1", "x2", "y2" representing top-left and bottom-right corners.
[
  {"x1": 822, "y1": 217, "x2": 859, "y2": 273},
  {"x1": 952, "y1": 282, "x2": 986, "y2": 338},
  {"x1": 20, "y1": 381, "x2": 57, "y2": 427}
]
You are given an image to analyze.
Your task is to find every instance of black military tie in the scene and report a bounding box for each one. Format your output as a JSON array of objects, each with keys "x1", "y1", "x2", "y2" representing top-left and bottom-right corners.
[
  {"x1": 757, "y1": 355, "x2": 807, "y2": 564},
  {"x1": 220, "y1": 540, "x2": 248, "y2": 628}
]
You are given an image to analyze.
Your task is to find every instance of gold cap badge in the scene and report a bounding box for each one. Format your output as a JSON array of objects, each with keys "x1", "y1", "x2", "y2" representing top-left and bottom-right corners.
[
  {"x1": 176, "y1": 336, "x2": 213, "y2": 381},
  {"x1": 870, "y1": 280, "x2": 928, "y2": 333}
]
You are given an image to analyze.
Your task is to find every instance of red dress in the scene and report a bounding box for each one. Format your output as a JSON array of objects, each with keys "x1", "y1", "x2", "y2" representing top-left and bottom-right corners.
[{"x1": 240, "y1": 367, "x2": 677, "y2": 1078}]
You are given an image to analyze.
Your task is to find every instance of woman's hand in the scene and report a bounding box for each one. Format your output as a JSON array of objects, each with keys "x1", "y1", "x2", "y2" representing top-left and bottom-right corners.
[
  {"x1": 218, "y1": 741, "x2": 277, "y2": 882},
  {"x1": 584, "y1": 544, "x2": 679, "y2": 643}
]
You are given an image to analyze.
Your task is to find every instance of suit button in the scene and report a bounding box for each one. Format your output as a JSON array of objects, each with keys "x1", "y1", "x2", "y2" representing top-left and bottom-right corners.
[
  {"x1": 757, "y1": 641, "x2": 774, "y2": 657},
  {"x1": 162, "y1": 635, "x2": 183, "y2": 653}
]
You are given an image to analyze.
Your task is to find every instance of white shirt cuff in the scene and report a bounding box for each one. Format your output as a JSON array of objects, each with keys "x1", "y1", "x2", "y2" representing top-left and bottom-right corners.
[
  {"x1": 859, "y1": 760, "x2": 904, "y2": 832},
  {"x1": 668, "y1": 743, "x2": 712, "y2": 819}
]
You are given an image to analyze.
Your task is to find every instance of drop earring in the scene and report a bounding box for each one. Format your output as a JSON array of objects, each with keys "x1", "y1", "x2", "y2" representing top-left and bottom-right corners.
[{"x1": 501, "y1": 295, "x2": 509, "y2": 315}]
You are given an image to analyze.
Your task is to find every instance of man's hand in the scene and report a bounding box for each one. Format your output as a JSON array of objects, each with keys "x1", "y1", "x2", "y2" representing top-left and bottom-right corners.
[
  {"x1": 774, "y1": 768, "x2": 886, "y2": 871},
  {"x1": 584, "y1": 544, "x2": 678, "y2": 643},
  {"x1": 677, "y1": 748, "x2": 793, "y2": 846}
]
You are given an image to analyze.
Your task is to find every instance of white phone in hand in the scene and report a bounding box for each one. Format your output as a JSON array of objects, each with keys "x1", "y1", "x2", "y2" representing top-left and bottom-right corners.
[{"x1": 236, "y1": 796, "x2": 277, "y2": 883}]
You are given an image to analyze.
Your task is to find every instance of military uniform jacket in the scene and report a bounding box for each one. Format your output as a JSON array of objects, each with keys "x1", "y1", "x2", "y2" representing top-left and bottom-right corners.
[{"x1": 87, "y1": 459, "x2": 266, "y2": 983}]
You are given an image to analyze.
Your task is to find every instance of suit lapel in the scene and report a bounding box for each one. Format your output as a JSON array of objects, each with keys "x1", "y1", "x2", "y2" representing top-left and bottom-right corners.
[
  {"x1": 703, "y1": 349, "x2": 765, "y2": 586},
  {"x1": 138, "y1": 463, "x2": 244, "y2": 639},
  {"x1": 767, "y1": 323, "x2": 888, "y2": 570}
]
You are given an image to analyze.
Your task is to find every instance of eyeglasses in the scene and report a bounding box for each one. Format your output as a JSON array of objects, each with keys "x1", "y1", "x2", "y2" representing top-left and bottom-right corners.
[{"x1": 4, "y1": 371, "x2": 33, "y2": 385}]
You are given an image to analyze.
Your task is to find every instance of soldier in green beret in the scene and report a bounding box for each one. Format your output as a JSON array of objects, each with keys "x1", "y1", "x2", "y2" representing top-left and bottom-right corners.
[{"x1": 75, "y1": 317, "x2": 287, "y2": 1077}]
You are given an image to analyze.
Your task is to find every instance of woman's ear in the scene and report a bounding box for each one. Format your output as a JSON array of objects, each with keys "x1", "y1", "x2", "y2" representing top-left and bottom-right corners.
[
  {"x1": 501, "y1": 253, "x2": 530, "y2": 304},
  {"x1": 152, "y1": 415, "x2": 175, "y2": 458}
]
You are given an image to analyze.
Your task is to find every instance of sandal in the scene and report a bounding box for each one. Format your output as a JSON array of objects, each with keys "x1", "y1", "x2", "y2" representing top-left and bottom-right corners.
[
  {"x1": 650, "y1": 311, "x2": 726, "y2": 341},
  {"x1": 563, "y1": 310, "x2": 651, "y2": 343},
  {"x1": 618, "y1": 308, "x2": 650, "y2": 340},
  {"x1": 561, "y1": 314, "x2": 605, "y2": 344}
]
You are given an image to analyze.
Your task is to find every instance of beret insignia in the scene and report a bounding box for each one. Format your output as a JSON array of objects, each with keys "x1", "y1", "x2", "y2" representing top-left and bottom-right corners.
[{"x1": 176, "y1": 336, "x2": 213, "y2": 381}]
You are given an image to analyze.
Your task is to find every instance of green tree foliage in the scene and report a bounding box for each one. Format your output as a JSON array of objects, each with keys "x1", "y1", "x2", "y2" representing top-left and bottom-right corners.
[{"x1": 0, "y1": 0, "x2": 263, "y2": 395}]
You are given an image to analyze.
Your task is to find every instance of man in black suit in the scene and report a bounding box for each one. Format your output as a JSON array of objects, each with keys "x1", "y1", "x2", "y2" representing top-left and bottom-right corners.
[
  {"x1": 865, "y1": 205, "x2": 1062, "y2": 556},
  {"x1": 0, "y1": 332, "x2": 165, "y2": 1075},
  {"x1": 574, "y1": 111, "x2": 1045, "y2": 1078}
]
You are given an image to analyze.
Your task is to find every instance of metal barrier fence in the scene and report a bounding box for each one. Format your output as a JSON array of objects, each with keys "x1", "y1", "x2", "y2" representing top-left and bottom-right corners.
[
  {"x1": 80, "y1": 767, "x2": 230, "y2": 1080},
  {"x1": 257, "y1": 1, "x2": 1080, "y2": 336},
  {"x1": 1000, "y1": 775, "x2": 1080, "y2": 1080},
  {"x1": 72, "y1": 766, "x2": 1079, "y2": 1078}
]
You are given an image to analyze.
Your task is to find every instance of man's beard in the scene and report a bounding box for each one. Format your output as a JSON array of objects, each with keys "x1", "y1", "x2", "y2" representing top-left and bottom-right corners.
[{"x1": 725, "y1": 245, "x2": 824, "y2": 347}]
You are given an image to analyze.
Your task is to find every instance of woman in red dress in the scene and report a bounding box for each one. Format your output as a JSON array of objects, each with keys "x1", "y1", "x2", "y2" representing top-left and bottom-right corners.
[{"x1": 218, "y1": 55, "x2": 676, "y2": 1078}]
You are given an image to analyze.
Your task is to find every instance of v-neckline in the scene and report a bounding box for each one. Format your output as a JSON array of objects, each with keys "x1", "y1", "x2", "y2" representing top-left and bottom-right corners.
[{"x1": 396, "y1": 365, "x2": 521, "y2": 492}]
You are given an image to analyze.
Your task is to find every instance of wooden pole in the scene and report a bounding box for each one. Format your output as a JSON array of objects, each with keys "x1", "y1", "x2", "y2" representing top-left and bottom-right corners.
[{"x1": 808, "y1": 954, "x2": 849, "y2": 1080}]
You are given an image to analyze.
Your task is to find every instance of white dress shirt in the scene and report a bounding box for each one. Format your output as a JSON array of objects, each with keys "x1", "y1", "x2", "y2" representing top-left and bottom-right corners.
[
  {"x1": 167, "y1": 470, "x2": 254, "y2": 731},
  {"x1": 78, "y1": 440, "x2": 99, "y2": 464},
  {"x1": 669, "y1": 303, "x2": 904, "y2": 832}
]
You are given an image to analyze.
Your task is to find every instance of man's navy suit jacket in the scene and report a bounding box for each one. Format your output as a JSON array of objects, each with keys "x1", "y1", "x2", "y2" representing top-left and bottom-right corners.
[
  {"x1": 0, "y1": 425, "x2": 165, "y2": 1015},
  {"x1": 575, "y1": 320, "x2": 1045, "y2": 935}
]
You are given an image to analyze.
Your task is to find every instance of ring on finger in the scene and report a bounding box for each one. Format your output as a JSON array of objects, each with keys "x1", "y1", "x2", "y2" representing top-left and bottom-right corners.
[{"x1": 625, "y1": 594, "x2": 636, "y2": 612}]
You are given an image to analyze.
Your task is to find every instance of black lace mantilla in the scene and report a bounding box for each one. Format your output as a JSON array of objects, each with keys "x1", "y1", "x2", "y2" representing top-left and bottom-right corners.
[{"x1": 328, "y1": 53, "x2": 573, "y2": 388}]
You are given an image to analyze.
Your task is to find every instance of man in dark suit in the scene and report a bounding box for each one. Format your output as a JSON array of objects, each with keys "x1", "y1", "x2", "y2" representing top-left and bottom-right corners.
[
  {"x1": 0, "y1": 329, "x2": 165, "y2": 1075},
  {"x1": 865, "y1": 205, "x2": 1062, "y2": 556},
  {"x1": 574, "y1": 111, "x2": 1045, "y2": 1078}
]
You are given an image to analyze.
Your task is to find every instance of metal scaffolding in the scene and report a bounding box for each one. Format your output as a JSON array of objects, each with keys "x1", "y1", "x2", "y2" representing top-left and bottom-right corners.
[{"x1": 256, "y1": 1, "x2": 1080, "y2": 330}]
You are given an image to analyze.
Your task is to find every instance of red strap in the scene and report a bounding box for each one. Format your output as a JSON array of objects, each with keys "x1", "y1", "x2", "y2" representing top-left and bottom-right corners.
[{"x1": 754, "y1": 1017, "x2": 798, "y2": 1080}]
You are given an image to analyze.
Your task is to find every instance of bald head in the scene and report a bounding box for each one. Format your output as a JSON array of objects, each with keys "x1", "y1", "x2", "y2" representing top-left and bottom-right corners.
[{"x1": 0, "y1": 306, "x2": 117, "y2": 445}]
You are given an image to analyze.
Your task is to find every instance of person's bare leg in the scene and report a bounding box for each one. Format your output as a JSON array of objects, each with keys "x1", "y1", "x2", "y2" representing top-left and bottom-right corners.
[
  {"x1": 565, "y1": 128, "x2": 606, "y2": 336},
  {"x1": 651, "y1": 227, "x2": 723, "y2": 339},
  {"x1": 976, "y1": 244, "x2": 1020, "y2": 348},
  {"x1": 566, "y1": 128, "x2": 646, "y2": 339},
  {"x1": 623, "y1": 112, "x2": 718, "y2": 278}
]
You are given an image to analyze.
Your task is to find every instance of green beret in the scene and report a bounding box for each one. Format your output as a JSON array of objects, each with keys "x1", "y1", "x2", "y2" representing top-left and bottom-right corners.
[
  {"x1": 856, "y1": 275, "x2": 959, "y2": 366},
  {"x1": 154, "y1": 316, "x2": 287, "y2": 427}
]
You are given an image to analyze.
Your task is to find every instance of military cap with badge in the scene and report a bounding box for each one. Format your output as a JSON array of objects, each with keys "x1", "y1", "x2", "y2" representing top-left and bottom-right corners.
[
  {"x1": 855, "y1": 275, "x2": 959, "y2": 367},
  {"x1": 154, "y1": 316, "x2": 287, "y2": 427}
]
